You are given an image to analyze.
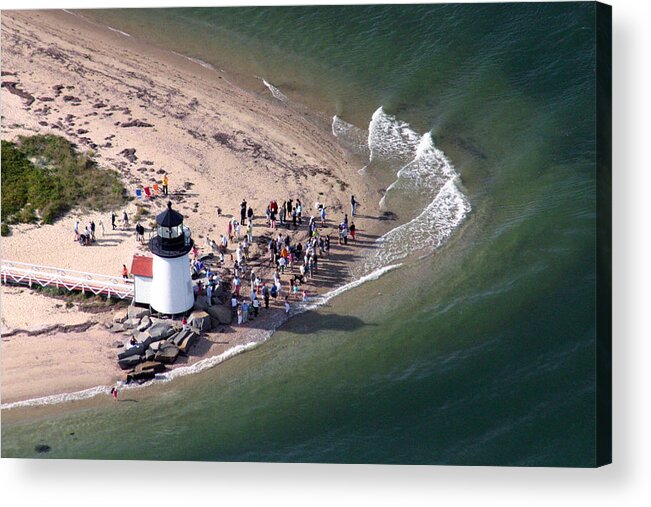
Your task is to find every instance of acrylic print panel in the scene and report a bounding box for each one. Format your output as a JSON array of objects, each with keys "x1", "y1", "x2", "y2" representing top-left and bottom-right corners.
[{"x1": 1, "y1": 2, "x2": 611, "y2": 467}]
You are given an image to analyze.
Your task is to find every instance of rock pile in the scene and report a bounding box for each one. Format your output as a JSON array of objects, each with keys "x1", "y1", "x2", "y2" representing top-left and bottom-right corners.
[{"x1": 112, "y1": 305, "x2": 213, "y2": 384}]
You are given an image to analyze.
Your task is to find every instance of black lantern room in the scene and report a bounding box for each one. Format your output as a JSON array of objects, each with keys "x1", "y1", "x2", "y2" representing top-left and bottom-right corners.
[{"x1": 149, "y1": 201, "x2": 193, "y2": 258}]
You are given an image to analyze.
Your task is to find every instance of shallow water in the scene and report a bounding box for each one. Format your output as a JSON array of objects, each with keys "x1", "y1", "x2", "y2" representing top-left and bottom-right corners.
[{"x1": 2, "y1": 3, "x2": 598, "y2": 466}]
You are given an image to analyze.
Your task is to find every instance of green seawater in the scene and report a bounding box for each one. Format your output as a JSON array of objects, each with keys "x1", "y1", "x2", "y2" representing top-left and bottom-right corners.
[{"x1": 2, "y1": 3, "x2": 600, "y2": 466}]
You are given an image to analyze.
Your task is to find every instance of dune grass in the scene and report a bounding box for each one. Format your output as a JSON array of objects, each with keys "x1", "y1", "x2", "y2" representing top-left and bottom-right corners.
[{"x1": 1, "y1": 135, "x2": 128, "y2": 235}]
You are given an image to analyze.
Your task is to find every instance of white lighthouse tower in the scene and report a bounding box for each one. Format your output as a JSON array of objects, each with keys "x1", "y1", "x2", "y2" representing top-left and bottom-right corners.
[{"x1": 148, "y1": 201, "x2": 194, "y2": 315}]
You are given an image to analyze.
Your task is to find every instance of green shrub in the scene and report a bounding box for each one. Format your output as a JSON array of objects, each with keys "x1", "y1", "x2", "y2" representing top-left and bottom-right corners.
[{"x1": 1, "y1": 135, "x2": 128, "y2": 234}]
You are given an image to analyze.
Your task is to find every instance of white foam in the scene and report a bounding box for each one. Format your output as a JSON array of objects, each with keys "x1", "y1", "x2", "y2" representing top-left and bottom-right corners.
[
  {"x1": 332, "y1": 115, "x2": 370, "y2": 158},
  {"x1": 368, "y1": 107, "x2": 420, "y2": 162},
  {"x1": 301, "y1": 263, "x2": 402, "y2": 311},
  {"x1": 0, "y1": 339, "x2": 272, "y2": 411},
  {"x1": 262, "y1": 79, "x2": 288, "y2": 102},
  {"x1": 357, "y1": 108, "x2": 471, "y2": 269},
  {"x1": 107, "y1": 26, "x2": 131, "y2": 37},
  {"x1": 371, "y1": 180, "x2": 471, "y2": 269},
  {"x1": 171, "y1": 51, "x2": 214, "y2": 70},
  {"x1": 1, "y1": 385, "x2": 111, "y2": 411}
]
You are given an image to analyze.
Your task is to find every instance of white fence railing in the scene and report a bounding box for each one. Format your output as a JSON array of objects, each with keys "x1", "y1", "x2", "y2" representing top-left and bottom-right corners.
[{"x1": 1, "y1": 260, "x2": 134, "y2": 300}]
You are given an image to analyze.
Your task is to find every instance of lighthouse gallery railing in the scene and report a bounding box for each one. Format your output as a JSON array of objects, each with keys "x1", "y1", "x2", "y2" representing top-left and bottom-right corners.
[{"x1": 1, "y1": 260, "x2": 134, "y2": 300}]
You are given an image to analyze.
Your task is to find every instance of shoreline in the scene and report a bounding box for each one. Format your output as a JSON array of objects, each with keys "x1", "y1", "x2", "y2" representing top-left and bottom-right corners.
[{"x1": 1, "y1": 9, "x2": 393, "y2": 406}]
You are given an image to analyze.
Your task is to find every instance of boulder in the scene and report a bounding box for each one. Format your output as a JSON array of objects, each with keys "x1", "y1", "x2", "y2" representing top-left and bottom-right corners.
[
  {"x1": 134, "y1": 331, "x2": 152, "y2": 349},
  {"x1": 188, "y1": 311, "x2": 212, "y2": 332},
  {"x1": 135, "y1": 361, "x2": 166, "y2": 374},
  {"x1": 112, "y1": 310, "x2": 128, "y2": 324},
  {"x1": 127, "y1": 305, "x2": 149, "y2": 320},
  {"x1": 171, "y1": 329, "x2": 191, "y2": 347},
  {"x1": 110, "y1": 323, "x2": 125, "y2": 333},
  {"x1": 205, "y1": 304, "x2": 232, "y2": 325},
  {"x1": 148, "y1": 341, "x2": 163, "y2": 352},
  {"x1": 112, "y1": 340, "x2": 124, "y2": 349},
  {"x1": 118, "y1": 355, "x2": 142, "y2": 370},
  {"x1": 193, "y1": 295, "x2": 210, "y2": 311},
  {"x1": 137, "y1": 315, "x2": 152, "y2": 331},
  {"x1": 154, "y1": 342, "x2": 180, "y2": 364},
  {"x1": 146, "y1": 321, "x2": 175, "y2": 342},
  {"x1": 177, "y1": 332, "x2": 198, "y2": 354},
  {"x1": 213, "y1": 284, "x2": 228, "y2": 302},
  {"x1": 126, "y1": 369, "x2": 155, "y2": 383},
  {"x1": 144, "y1": 349, "x2": 156, "y2": 362},
  {"x1": 123, "y1": 317, "x2": 141, "y2": 330},
  {"x1": 118, "y1": 343, "x2": 144, "y2": 360}
]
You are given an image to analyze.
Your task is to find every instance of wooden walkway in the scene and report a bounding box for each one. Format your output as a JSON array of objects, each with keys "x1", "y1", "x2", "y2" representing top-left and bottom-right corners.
[{"x1": 1, "y1": 260, "x2": 134, "y2": 300}]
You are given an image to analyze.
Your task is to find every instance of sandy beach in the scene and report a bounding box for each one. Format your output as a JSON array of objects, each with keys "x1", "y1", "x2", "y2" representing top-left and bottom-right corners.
[{"x1": 1, "y1": 10, "x2": 388, "y2": 405}]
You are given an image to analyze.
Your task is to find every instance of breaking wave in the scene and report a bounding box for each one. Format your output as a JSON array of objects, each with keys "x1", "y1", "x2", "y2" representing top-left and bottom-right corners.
[
  {"x1": 334, "y1": 107, "x2": 471, "y2": 271},
  {"x1": 262, "y1": 79, "x2": 288, "y2": 101}
]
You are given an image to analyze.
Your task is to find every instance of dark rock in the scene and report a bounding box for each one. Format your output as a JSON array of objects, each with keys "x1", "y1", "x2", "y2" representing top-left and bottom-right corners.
[
  {"x1": 146, "y1": 321, "x2": 175, "y2": 342},
  {"x1": 52, "y1": 84, "x2": 64, "y2": 96},
  {"x1": 177, "y1": 332, "x2": 198, "y2": 354},
  {"x1": 62, "y1": 95, "x2": 81, "y2": 103},
  {"x1": 118, "y1": 343, "x2": 144, "y2": 360},
  {"x1": 123, "y1": 317, "x2": 141, "y2": 330},
  {"x1": 135, "y1": 361, "x2": 165, "y2": 374},
  {"x1": 1, "y1": 81, "x2": 35, "y2": 106},
  {"x1": 188, "y1": 310, "x2": 212, "y2": 332},
  {"x1": 126, "y1": 369, "x2": 155, "y2": 383},
  {"x1": 128, "y1": 305, "x2": 149, "y2": 320},
  {"x1": 154, "y1": 342, "x2": 180, "y2": 364},
  {"x1": 38, "y1": 96, "x2": 54, "y2": 102},
  {"x1": 148, "y1": 341, "x2": 163, "y2": 352},
  {"x1": 118, "y1": 354, "x2": 142, "y2": 370},
  {"x1": 205, "y1": 303, "x2": 232, "y2": 325},
  {"x1": 112, "y1": 340, "x2": 124, "y2": 348},
  {"x1": 121, "y1": 119, "x2": 153, "y2": 128},
  {"x1": 34, "y1": 444, "x2": 51, "y2": 453},
  {"x1": 138, "y1": 315, "x2": 152, "y2": 331},
  {"x1": 112, "y1": 310, "x2": 128, "y2": 323},
  {"x1": 118, "y1": 148, "x2": 137, "y2": 163},
  {"x1": 110, "y1": 323, "x2": 125, "y2": 333},
  {"x1": 144, "y1": 349, "x2": 156, "y2": 362},
  {"x1": 76, "y1": 128, "x2": 88, "y2": 134},
  {"x1": 93, "y1": 102, "x2": 107, "y2": 108}
]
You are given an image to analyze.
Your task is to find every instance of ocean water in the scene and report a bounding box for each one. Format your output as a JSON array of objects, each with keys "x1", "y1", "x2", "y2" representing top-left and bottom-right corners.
[{"x1": 2, "y1": 3, "x2": 599, "y2": 466}]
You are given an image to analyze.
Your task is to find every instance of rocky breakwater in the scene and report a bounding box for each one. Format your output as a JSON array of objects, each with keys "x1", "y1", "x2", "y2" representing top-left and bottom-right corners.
[{"x1": 109, "y1": 293, "x2": 233, "y2": 384}]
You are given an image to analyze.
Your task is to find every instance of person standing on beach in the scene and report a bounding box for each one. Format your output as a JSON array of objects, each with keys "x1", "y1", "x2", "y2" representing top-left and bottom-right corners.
[
  {"x1": 110, "y1": 386, "x2": 118, "y2": 401},
  {"x1": 240, "y1": 199, "x2": 248, "y2": 225},
  {"x1": 351, "y1": 195, "x2": 358, "y2": 216},
  {"x1": 284, "y1": 296, "x2": 290, "y2": 314},
  {"x1": 270, "y1": 206, "x2": 277, "y2": 229},
  {"x1": 73, "y1": 220, "x2": 80, "y2": 241},
  {"x1": 320, "y1": 205, "x2": 327, "y2": 226},
  {"x1": 122, "y1": 210, "x2": 129, "y2": 230},
  {"x1": 247, "y1": 221, "x2": 253, "y2": 243},
  {"x1": 122, "y1": 264, "x2": 129, "y2": 280},
  {"x1": 262, "y1": 284, "x2": 270, "y2": 308},
  {"x1": 111, "y1": 211, "x2": 116, "y2": 230},
  {"x1": 279, "y1": 201, "x2": 286, "y2": 226},
  {"x1": 90, "y1": 221, "x2": 96, "y2": 242},
  {"x1": 162, "y1": 174, "x2": 169, "y2": 196},
  {"x1": 247, "y1": 206, "x2": 254, "y2": 225},
  {"x1": 296, "y1": 199, "x2": 303, "y2": 224},
  {"x1": 350, "y1": 222, "x2": 356, "y2": 241}
]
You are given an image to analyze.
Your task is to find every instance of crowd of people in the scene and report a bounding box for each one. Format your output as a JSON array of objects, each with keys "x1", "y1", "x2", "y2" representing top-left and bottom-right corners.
[
  {"x1": 193, "y1": 194, "x2": 361, "y2": 326},
  {"x1": 73, "y1": 219, "x2": 99, "y2": 246},
  {"x1": 113, "y1": 169, "x2": 362, "y2": 326}
]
